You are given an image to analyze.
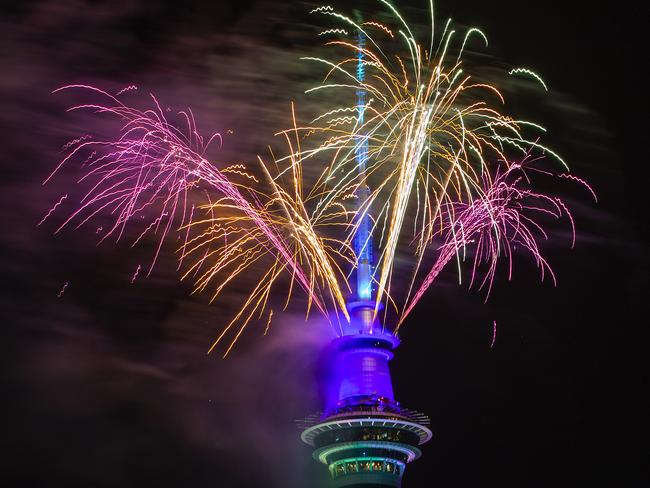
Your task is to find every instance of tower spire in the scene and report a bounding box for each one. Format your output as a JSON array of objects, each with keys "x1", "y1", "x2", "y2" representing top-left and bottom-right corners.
[{"x1": 354, "y1": 25, "x2": 373, "y2": 304}]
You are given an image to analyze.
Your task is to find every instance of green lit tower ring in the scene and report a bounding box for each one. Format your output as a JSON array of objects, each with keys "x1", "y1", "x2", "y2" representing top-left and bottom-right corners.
[{"x1": 302, "y1": 414, "x2": 430, "y2": 487}]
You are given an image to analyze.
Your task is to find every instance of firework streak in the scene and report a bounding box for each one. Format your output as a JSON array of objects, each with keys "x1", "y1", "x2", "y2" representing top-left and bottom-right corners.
[
  {"x1": 57, "y1": 282, "x2": 68, "y2": 298},
  {"x1": 37, "y1": 194, "x2": 67, "y2": 226},
  {"x1": 46, "y1": 2, "x2": 593, "y2": 353}
]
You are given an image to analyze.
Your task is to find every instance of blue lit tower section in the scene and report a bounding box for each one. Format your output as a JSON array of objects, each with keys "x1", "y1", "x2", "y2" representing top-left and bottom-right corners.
[
  {"x1": 300, "y1": 29, "x2": 432, "y2": 487},
  {"x1": 354, "y1": 28, "x2": 372, "y2": 302},
  {"x1": 300, "y1": 312, "x2": 432, "y2": 487}
]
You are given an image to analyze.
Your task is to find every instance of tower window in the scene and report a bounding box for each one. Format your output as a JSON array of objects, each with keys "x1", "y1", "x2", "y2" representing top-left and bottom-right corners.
[
  {"x1": 345, "y1": 462, "x2": 358, "y2": 473},
  {"x1": 359, "y1": 461, "x2": 371, "y2": 472}
]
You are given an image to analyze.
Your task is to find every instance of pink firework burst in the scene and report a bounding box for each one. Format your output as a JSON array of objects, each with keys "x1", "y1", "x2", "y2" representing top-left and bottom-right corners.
[
  {"x1": 400, "y1": 158, "x2": 583, "y2": 325},
  {"x1": 46, "y1": 86, "x2": 340, "y2": 330}
]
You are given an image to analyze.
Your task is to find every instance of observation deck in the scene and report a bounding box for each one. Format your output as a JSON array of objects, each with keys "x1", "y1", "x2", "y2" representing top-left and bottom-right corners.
[{"x1": 301, "y1": 302, "x2": 431, "y2": 487}]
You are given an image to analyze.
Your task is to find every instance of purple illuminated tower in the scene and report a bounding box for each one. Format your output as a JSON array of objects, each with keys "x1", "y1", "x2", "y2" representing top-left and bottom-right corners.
[{"x1": 300, "y1": 27, "x2": 432, "y2": 487}]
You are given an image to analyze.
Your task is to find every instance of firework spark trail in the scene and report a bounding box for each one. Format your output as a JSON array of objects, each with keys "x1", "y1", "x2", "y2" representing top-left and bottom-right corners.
[
  {"x1": 115, "y1": 85, "x2": 138, "y2": 97},
  {"x1": 131, "y1": 264, "x2": 141, "y2": 284},
  {"x1": 491, "y1": 320, "x2": 497, "y2": 348},
  {"x1": 264, "y1": 310, "x2": 274, "y2": 336},
  {"x1": 57, "y1": 282, "x2": 68, "y2": 298},
  {"x1": 559, "y1": 173, "x2": 598, "y2": 202},
  {"x1": 62, "y1": 135, "x2": 91, "y2": 151},
  {"x1": 80, "y1": 150, "x2": 96, "y2": 168},
  {"x1": 37, "y1": 194, "x2": 67, "y2": 226},
  {"x1": 509, "y1": 68, "x2": 548, "y2": 91}
]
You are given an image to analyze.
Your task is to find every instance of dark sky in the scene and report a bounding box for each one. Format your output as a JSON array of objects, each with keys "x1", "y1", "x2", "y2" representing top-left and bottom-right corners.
[{"x1": 1, "y1": 1, "x2": 647, "y2": 487}]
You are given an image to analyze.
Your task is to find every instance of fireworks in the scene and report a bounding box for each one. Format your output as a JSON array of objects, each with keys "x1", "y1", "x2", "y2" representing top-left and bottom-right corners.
[
  {"x1": 47, "y1": 86, "x2": 353, "y2": 354},
  {"x1": 300, "y1": 2, "x2": 575, "y2": 325},
  {"x1": 44, "y1": 2, "x2": 593, "y2": 353}
]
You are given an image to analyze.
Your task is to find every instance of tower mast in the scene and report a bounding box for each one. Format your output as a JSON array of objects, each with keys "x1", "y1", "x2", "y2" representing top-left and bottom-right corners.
[{"x1": 354, "y1": 25, "x2": 373, "y2": 305}]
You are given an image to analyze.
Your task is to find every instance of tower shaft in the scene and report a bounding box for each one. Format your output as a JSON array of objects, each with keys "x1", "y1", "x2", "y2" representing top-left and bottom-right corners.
[{"x1": 354, "y1": 28, "x2": 373, "y2": 302}]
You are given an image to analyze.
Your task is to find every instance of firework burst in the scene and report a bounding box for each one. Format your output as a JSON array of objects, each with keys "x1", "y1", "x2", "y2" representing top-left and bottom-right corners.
[
  {"x1": 47, "y1": 87, "x2": 353, "y2": 354},
  {"x1": 45, "y1": 2, "x2": 593, "y2": 352},
  {"x1": 298, "y1": 1, "x2": 582, "y2": 324}
]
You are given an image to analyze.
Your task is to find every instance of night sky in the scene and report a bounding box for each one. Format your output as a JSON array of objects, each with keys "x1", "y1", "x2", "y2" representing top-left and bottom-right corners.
[{"x1": 1, "y1": 1, "x2": 647, "y2": 487}]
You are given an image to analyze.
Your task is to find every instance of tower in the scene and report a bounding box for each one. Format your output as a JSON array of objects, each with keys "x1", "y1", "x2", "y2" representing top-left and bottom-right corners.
[
  {"x1": 300, "y1": 302, "x2": 432, "y2": 487},
  {"x1": 300, "y1": 27, "x2": 432, "y2": 487}
]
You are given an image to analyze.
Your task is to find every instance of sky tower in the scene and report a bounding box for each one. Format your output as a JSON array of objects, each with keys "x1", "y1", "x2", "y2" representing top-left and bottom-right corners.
[{"x1": 300, "y1": 27, "x2": 432, "y2": 487}]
